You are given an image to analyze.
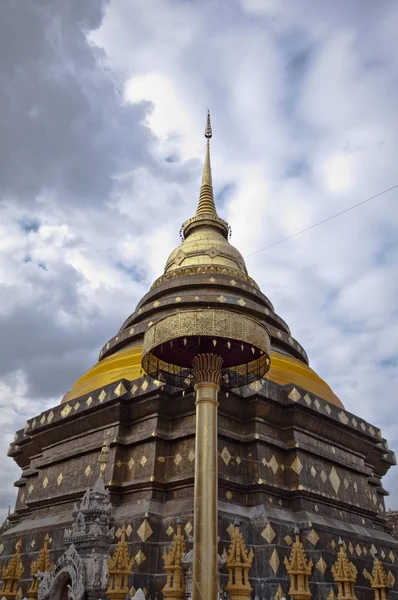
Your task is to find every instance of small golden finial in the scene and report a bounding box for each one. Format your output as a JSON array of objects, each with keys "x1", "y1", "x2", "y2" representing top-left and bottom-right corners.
[
  {"x1": 28, "y1": 534, "x2": 53, "y2": 600},
  {"x1": 0, "y1": 538, "x2": 24, "y2": 600},
  {"x1": 205, "y1": 109, "x2": 212, "y2": 139},
  {"x1": 223, "y1": 524, "x2": 254, "y2": 600},
  {"x1": 283, "y1": 526, "x2": 313, "y2": 600},
  {"x1": 106, "y1": 525, "x2": 135, "y2": 600},
  {"x1": 331, "y1": 537, "x2": 357, "y2": 600},
  {"x1": 364, "y1": 550, "x2": 393, "y2": 600},
  {"x1": 162, "y1": 519, "x2": 186, "y2": 600}
]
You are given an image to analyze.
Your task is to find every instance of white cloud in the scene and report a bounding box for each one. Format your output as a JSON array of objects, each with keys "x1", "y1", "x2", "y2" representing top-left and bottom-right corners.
[{"x1": 0, "y1": 0, "x2": 397, "y2": 523}]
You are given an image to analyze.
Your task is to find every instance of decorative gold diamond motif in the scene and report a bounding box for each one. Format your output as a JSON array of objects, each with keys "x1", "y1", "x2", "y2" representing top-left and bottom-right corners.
[
  {"x1": 288, "y1": 388, "x2": 301, "y2": 402},
  {"x1": 98, "y1": 390, "x2": 106, "y2": 402},
  {"x1": 269, "y1": 548, "x2": 280, "y2": 574},
  {"x1": 131, "y1": 384, "x2": 138, "y2": 395},
  {"x1": 325, "y1": 403, "x2": 331, "y2": 414},
  {"x1": 236, "y1": 456, "x2": 241, "y2": 465},
  {"x1": 188, "y1": 450, "x2": 195, "y2": 462},
  {"x1": 184, "y1": 522, "x2": 193, "y2": 536},
  {"x1": 86, "y1": 396, "x2": 93, "y2": 406},
  {"x1": 353, "y1": 482, "x2": 358, "y2": 492},
  {"x1": 85, "y1": 465, "x2": 92, "y2": 476},
  {"x1": 61, "y1": 404, "x2": 72, "y2": 418},
  {"x1": 128, "y1": 457, "x2": 135, "y2": 470},
  {"x1": 226, "y1": 491, "x2": 233, "y2": 500},
  {"x1": 174, "y1": 453, "x2": 182, "y2": 465},
  {"x1": 43, "y1": 476, "x2": 49, "y2": 488},
  {"x1": 368, "y1": 425, "x2": 375, "y2": 435},
  {"x1": 360, "y1": 422, "x2": 366, "y2": 431},
  {"x1": 389, "y1": 572, "x2": 395, "y2": 586},
  {"x1": 40, "y1": 414, "x2": 46, "y2": 425},
  {"x1": 153, "y1": 300, "x2": 160, "y2": 308},
  {"x1": 261, "y1": 522, "x2": 276, "y2": 544},
  {"x1": 28, "y1": 484, "x2": 34, "y2": 494},
  {"x1": 141, "y1": 380, "x2": 149, "y2": 391},
  {"x1": 0, "y1": 543, "x2": 4, "y2": 554},
  {"x1": 114, "y1": 382, "x2": 128, "y2": 397},
  {"x1": 349, "y1": 542, "x2": 354, "y2": 555},
  {"x1": 129, "y1": 327, "x2": 135, "y2": 334},
  {"x1": 304, "y1": 394, "x2": 312, "y2": 406},
  {"x1": 209, "y1": 277, "x2": 216, "y2": 283},
  {"x1": 329, "y1": 466, "x2": 341, "y2": 494},
  {"x1": 284, "y1": 535, "x2": 292, "y2": 545},
  {"x1": 31, "y1": 540, "x2": 36, "y2": 548},
  {"x1": 316, "y1": 557, "x2": 327, "y2": 574},
  {"x1": 269, "y1": 455, "x2": 279, "y2": 474},
  {"x1": 310, "y1": 466, "x2": 317, "y2": 477},
  {"x1": 290, "y1": 457, "x2": 303, "y2": 475},
  {"x1": 73, "y1": 402, "x2": 80, "y2": 411},
  {"x1": 135, "y1": 550, "x2": 146, "y2": 565},
  {"x1": 126, "y1": 524, "x2": 133, "y2": 537},
  {"x1": 381, "y1": 550, "x2": 386, "y2": 559},
  {"x1": 115, "y1": 527, "x2": 122, "y2": 538},
  {"x1": 140, "y1": 456, "x2": 148, "y2": 467},
  {"x1": 338, "y1": 411, "x2": 349, "y2": 424},
  {"x1": 47, "y1": 411, "x2": 54, "y2": 423},
  {"x1": 57, "y1": 473, "x2": 63, "y2": 486},
  {"x1": 237, "y1": 298, "x2": 246, "y2": 306},
  {"x1": 227, "y1": 523, "x2": 234, "y2": 537},
  {"x1": 343, "y1": 477, "x2": 349, "y2": 489},
  {"x1": 356, "y1": 544, "x2": 362, "y2": 556},
  {"x1": 217, "y1": 295, "x2": 227, "y2": 303},
  {"x1": 221, "y1": 447, "x2": 232, "y2": 466},
  {"x1": 250, "y1": 379, "x2": 263, "y2": 392},
  {"x1": 307, "y1": 529, "x2": 319, "y2": 546},
  {"x1": 389, "y1": 550, "x2": 395, "y2": 562},
  {"x1": 166, "y1": 526, "x2": 174, "y2": 536},
  {"x1": 137, "y1": 519, "x2": 153, "y2": 542}
]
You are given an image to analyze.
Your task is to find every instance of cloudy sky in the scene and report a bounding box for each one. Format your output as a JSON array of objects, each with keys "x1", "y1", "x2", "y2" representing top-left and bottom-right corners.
[{"x1": 0, "y1": 0, "x2": 397, "y2": 522}]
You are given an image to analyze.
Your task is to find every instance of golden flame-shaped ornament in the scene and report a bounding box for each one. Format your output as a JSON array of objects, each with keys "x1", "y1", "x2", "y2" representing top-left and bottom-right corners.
[
  {"x1": 283, "y1": 529, "x2": 313, "y2": 600},
  {"x1": 331, "y1": 539, "x2": 357, "y2": 600},
  {"x1": 223, "y1": 525, "x2": 254, "y2": 600},
  {"x1": 364, "y1": 552, "x2": 393, "y2": 600},
  {"x1": 28, "y1": 534, "x2": 53, "y2": 600},
  {"x1": 0, "y1": 539, "x2": 24, "y2": 600},
  {"x1": 162, "y1": 521, "x2": 186, "y2": 600},
  {"x1": 106, "y1": 525, "x2": 135, "y2": 600}
]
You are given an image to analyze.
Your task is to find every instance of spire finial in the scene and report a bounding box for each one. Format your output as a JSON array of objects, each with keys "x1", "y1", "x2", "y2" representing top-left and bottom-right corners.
[
  {"x1": 195, "y1": 110, "x2": 217, "y2": 218},
  {"x1": 205, "y1": 109, "x2": 212, "y2": 139}
]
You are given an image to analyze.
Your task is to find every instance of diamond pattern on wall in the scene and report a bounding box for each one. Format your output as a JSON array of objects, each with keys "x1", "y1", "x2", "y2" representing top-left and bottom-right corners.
[
  {"x1": 325, "y1": 403, "x2": 331, "y2": 414},
  {"x1": 85, "y1": 465, "x2": 92, "y2": 476},
  {"x1": 349, "y1": 542, "x2": 354, "y2": 555},
  {"x1": 338, "y1": 411, "x2": 349, "y2": 424},
  {"x1": 227, "y1": 524, "x2": 234, "y2": 537},
  {"x1": 284, "y1": 535, "x2": 292, "y2": 546},
  {"x1": 114, "y1": 382, "x2": 128, "y2": 397},
  {"x1": 356, "y1": 544, "x2": 362, "y2": 556},
  {"x1": 135, "y1": 550, "x2": 146, "y2": 565},
  {"x1": 307, "y1": 529, "x2": 319, "y2": 546},
  {"x1": 261, "y1": 522, "x2": 276, "y2": 544},
  {"x1": 269, "y1": 455, "x2": 279, "y2": 474},
  {"x1": 310, "y1": 466, "x2": 317, "y2": 478},
  {"x1": 166, "y1": 526, "x2": 174, "y2": 536},
  {"x1": 140, "y1": 456, "x2": 148, "y2": 467},
  {"x1": 304, "y1": 394, "x2": 312, "y2": 406},
  {"x1": 98, "y1": 390, "x2": 106, "y2": 402},
  {"x1": 57, "y1": 473, "x2": 63, "y2": 486},
  {"x1": 126, "y1": 524, "x2": 133, "y2": 537},
  {"x1": 329, "y1": 466, "x2": 341, "y2": 494},
  {"x1": 128, "y1": 458, "x2": 135, "y2": 470},
  {"x1": 288, "y1": 388, "x2": 301, "y2": 402},
  {"x1": 43, "y1": 477, "x2": 49, "y2": 488},
  {"x1": 316, "y1": 557, "x2": 327, "y2": 574},
  {"x1": 389, "y1": 551, "x2": 395, "y2": 563},
  {"x1": 343, "y1": 478, "x2": 349, "y2": 489},
  {"x1": 291, "y1": 457, "x2": 303, "y2": 474},
  {"x1": 269, "y1": 549, "x2": 280, "y2": 574},
  {"x1": 185, "y1": 522, "x2": 193, "y2": 536},
  {"x1": 137, "y1": 519, "x2": 153, "y2": 542},
  {"x1": 221, "y1": 447, "x2": 232, "y2": 466},
  {"x1": 188, "y1": 451, "x2": 195, "y2": 462},
  {"x1": 320, "y1": 470, "x2": 327, "y2": 483},
  {"x1": 174, "y1": 453, "x2": 182, "y2": 465}
]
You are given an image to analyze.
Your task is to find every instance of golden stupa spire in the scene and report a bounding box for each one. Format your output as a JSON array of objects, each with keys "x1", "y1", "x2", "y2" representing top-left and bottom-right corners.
[{"x1": 195, "y1": 110, "x2": 217, "y2": 218}]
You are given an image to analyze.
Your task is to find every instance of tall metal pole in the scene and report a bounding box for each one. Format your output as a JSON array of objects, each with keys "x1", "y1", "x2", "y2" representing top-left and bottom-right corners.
[{"x1": 191, "y1": 353, "x2": 223, "y2": 600}]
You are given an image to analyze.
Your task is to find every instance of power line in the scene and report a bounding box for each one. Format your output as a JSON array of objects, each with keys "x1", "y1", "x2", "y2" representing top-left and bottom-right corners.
[{"x1": 244, "y1": 183, "x2": 398, "y2": 259}]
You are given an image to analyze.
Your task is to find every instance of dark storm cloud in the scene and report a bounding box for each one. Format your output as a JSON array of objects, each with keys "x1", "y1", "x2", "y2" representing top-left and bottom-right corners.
[{"x1": 0, "y1": 0, "x2": 152, "y2": 206}]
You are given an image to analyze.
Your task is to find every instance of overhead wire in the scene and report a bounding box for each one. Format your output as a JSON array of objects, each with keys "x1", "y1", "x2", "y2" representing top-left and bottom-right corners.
[{"x1": 244, "y1": 183, "x2": 398, "y2": 259}]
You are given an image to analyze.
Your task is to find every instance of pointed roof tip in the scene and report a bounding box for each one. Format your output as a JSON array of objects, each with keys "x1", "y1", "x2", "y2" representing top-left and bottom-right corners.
[{"x1": 205, "y1": 109, "x2": 212, "y2": 139}]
